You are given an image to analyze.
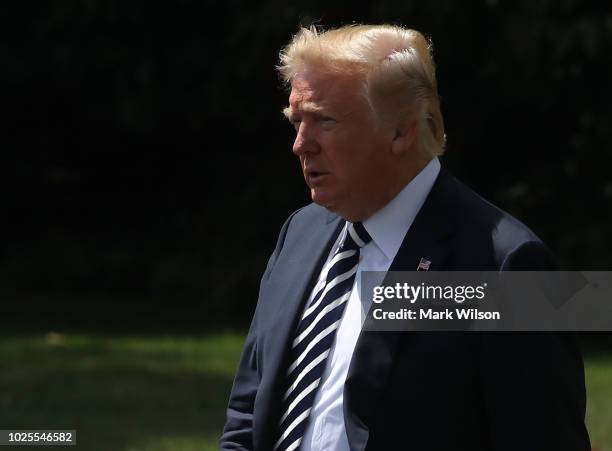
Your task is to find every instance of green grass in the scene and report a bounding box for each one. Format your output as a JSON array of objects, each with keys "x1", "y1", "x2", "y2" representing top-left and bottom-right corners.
[
  {"x1": 0, "y1": 333, "x2": 610, "y2": 450},
  {"x1": 586, "y1": 353, "x2": 612, "y2": 451},
  {"x1": 0, "y1": 333, "x2": 244, "y2": 451}
]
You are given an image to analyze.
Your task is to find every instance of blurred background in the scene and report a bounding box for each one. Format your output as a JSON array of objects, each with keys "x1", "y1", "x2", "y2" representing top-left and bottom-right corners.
[{"x1": 3, "y1": 0, "x2": 612, "y2": 450}]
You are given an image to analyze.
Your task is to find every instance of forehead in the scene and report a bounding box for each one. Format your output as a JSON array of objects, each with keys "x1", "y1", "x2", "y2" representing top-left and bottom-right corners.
[{"x1": 288, "y1": 73, "x2": 364, "y2": 112}]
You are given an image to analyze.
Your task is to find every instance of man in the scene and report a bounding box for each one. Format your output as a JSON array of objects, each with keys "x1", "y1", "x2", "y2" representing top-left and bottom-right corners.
[{"x1": 220, "y1": 24, "x2": 590, "y2": 451}]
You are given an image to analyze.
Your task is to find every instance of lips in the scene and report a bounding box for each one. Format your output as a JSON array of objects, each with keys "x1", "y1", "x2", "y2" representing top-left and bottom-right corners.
[{"x1": 305, "y1": 170, "x2": 330, "y2": 185}]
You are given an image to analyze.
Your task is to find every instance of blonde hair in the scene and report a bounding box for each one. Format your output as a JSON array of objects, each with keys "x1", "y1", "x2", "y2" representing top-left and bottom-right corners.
[{"x1": 278, "y1": 24, "x2": 446, "y2": 157}]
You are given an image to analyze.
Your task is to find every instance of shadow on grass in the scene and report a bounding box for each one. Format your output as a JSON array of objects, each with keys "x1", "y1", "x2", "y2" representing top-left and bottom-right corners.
[{"x1": 2, "y1": 297, "x2": 252, "y2": 337}]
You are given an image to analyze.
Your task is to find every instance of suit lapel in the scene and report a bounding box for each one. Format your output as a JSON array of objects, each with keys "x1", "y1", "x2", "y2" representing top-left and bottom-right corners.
[
  {"x1": 254, "y1": 211, "x2": 343, "y2": 451},
  {"x1": 344, "y1": 167, "x2": 457, "y2": 451}
]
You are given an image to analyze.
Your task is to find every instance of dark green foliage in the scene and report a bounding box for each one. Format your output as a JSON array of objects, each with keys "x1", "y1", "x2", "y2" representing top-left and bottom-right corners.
[{"x1": 4, "y1": 0, "x2": 612, "y2": 323}]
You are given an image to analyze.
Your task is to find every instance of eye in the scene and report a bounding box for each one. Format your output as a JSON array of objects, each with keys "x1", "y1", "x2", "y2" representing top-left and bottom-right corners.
[
  {"x1": 320, "y1": 117, "x2": 337, "y2": 129},
  {"x1": 289, "y1": 117, "x2": 302, "y2": 131}
]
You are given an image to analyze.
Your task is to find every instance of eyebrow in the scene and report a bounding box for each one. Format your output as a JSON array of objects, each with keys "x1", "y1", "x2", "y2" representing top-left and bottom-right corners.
[{"x1": 282, "y1": 102, "x2": 327, "y2": 120}]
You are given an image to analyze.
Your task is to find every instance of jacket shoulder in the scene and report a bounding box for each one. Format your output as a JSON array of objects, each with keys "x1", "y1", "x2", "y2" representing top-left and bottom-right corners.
[
  {"x1": 293, "y1": 202, "x2": 333, "y2": 221},
  {"x1": 282, "y1": 202, "x2": 338, "y2": 235},
  {"x1": 444, "y1": 174, "x2": 554, "y2": 269}
]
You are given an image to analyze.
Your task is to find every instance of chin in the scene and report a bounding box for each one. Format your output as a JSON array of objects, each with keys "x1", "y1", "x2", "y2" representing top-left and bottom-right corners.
[
  {"x1": 311, "y1": 189, "x2": 355, "y2": 219},
  {"x1": 311, "y1": 189, "x2": 332, "y2": 207},
  {"x1": 312, "y1": 197, "x2": 332, "y2": 210},
  {"x1": 312, "y1": 194, "x2": 345, "y2": 218}
]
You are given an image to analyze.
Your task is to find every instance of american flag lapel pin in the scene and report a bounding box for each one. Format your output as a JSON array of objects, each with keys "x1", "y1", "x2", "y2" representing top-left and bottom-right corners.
[{"x1": 417, "y1": 257, "x2": 431, "y2": 271}]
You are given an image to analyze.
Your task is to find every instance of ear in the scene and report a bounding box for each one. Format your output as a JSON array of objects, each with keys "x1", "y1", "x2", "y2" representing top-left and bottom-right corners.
[{"x1": 391, "y1": 117, "x2": 418, "y2": 156}]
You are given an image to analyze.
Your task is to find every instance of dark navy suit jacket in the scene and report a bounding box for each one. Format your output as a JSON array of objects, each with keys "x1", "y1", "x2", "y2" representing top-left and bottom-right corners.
[{"x1": 220, "y1": 167, "x2": 590, "y2": 451}]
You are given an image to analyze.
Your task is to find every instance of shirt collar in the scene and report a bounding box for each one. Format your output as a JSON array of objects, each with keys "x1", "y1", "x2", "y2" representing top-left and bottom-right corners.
[{"x1": 362, "y1": 157, "x2": 441, "y2": 260}]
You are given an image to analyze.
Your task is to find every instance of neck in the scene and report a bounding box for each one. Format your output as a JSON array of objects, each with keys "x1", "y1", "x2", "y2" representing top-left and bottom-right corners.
[{"x1": 342, "y1": 157, "x2": 433, "y2": 222}]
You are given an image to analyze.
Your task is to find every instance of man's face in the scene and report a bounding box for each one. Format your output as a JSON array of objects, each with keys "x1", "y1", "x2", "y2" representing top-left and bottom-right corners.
[{"x1": 285, "y1": 71, "x2": 395, "y2": 221}]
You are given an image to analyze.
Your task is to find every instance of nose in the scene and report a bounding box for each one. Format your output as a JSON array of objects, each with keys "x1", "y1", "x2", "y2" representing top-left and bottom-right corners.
[{"x1": 292, "y1": 122, "x2": 319, "y2": 156}]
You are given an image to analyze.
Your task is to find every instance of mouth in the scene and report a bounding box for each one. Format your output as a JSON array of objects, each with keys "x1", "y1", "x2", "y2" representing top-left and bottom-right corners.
[{"x1": 306, "y1": 171, "x2": 330, "y2": 184}]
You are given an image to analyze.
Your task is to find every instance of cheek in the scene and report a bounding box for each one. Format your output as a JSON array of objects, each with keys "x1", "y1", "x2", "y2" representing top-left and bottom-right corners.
[
  {"x1": 324, "y1": 132, "x2": 378, "y2": 181},
  {"x1": 327, "y1": 136, "x2": 356, "y2": 167},
  {"x1": 348, "y1": 146, "x2": 385, "y2": 186}
]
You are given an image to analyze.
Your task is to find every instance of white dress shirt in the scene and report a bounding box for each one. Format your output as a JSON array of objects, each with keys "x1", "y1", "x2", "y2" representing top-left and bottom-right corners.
[{"x1": 299, "y1": 157, "x2": 441, "y2": 451}]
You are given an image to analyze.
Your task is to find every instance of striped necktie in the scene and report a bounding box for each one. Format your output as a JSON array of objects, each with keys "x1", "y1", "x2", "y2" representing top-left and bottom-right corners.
[{"x1": 274, "y1": 221, "x2": 372, "y2": 451}]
